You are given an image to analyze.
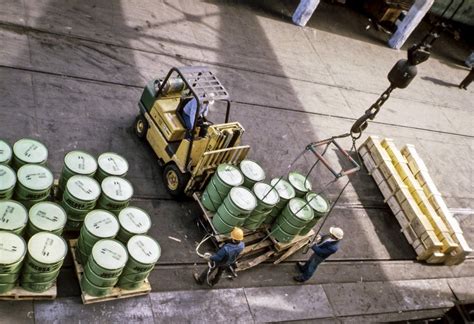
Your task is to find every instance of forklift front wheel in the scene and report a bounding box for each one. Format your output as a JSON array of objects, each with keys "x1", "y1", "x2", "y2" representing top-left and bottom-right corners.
[
  {"x1": 163, "y1": 163, "x2": 189, "y2": 197},
  {"x1": 134, "y1": 114, "x2": 148, "y2": 139}
]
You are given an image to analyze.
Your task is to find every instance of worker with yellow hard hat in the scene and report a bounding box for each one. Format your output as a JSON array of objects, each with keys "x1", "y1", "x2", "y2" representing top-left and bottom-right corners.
[
  {"x1": 294, "y1": 226, "x2": 343, "y2": 283},
  {"x1": 194, "y1": 227, "x2": 245, "y2": 287}
]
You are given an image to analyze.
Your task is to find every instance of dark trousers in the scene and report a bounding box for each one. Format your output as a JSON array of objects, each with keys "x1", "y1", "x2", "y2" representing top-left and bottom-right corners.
[
  {"x1": 299, "y1": 254, "x2": 325, "y2": 281},
  {"x1": 460, "y1": 69, "x2": 473, "y2": 89},
  {"x1": 197, "y1": 264, "x2": 225, "y2": 286}
]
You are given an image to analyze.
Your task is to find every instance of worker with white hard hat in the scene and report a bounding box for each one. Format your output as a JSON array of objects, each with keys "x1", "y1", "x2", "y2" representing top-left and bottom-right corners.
[
  {"x1": 194, "y1": 227, "x2": 244, "y2": 287},
  {"x1": 294, "y1": 226, "x2": 343, "y2": 283}
]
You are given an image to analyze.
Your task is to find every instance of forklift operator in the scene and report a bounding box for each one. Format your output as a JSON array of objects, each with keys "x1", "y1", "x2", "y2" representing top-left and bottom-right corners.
[
  {"x1": 194, "y1": 227, "x2": 244, "y2": 287},
  {"x1": 182, "y1": 93, "x2": 215, "y2": 130}
]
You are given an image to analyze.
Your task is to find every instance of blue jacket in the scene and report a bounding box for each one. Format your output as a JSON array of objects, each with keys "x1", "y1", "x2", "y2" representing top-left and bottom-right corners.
[
  {"x1": 211, "y1": 242, "x2": 245, "y2": 266},
  {"x1": 312, "y1": 239, "x2": 339, "y2": 259}
]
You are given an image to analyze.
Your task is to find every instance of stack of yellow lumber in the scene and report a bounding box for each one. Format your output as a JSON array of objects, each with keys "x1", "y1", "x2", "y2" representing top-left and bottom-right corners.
[{"x1": 358, "y1": 136, "x2": 472, "y2": 265}]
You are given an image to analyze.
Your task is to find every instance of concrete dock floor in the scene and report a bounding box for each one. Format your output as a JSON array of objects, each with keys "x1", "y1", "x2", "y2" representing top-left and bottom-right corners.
[{"x1": 0, "y1": 0, "x2": 473, "y2": 322}]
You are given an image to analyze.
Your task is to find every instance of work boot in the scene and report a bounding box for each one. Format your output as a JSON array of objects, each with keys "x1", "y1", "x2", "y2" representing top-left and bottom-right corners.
[
  {"x1": 193, "y1": 273, "x2": 203, "y2": 285},
  {"x1": 295, "y1": 262, "x2": 305, "y2": 272},
  {"x1": 293, "y1": 275, "x2": 306, "y2": 283}
]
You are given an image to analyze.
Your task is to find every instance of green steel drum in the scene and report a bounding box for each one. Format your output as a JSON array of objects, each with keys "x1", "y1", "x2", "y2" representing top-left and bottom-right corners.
[
  {"x1": 213, "y1": 186, "x2": 257, "y2": 234},
  {"x1": 0, "y1": 200, "x2": 28, "y2": 235},
  {"x1": 80, "y1": 273, "x2": 113, "y2": 297},
  {"x1": 27, "y1": 202, "x2": 67, "y2": 237},
  {"x1": 58, "y1": 150, "x2": 98, "y2": 193},
  {"x1": 88, "y1": 239, "x2": 128, "y2": 278},
  {"x1": 77, "y1": 210, "x2": 119, "y2": 264},
  {"x1": 239, "y1": 160, "x2": 265, "y2": 189},
  {"x1": 288, "y1": 171, "x2": 312, "y2": 198},
  {"x1": 12, "y1": 139, "x2": 48, "y2": 170},
  {"x1": 15, "y1": 164, "x2": 53, "y2": 201},
  {"x1": 0, "y1": 165, "x2": 16, "y2": 200},
  {"x1": 95, "y1": 152, "x2": 129, "y2": 183},
  {"x1": 299, "y1": 192, "x2": 330, "y2": 236},
  {"x1": 271, "y1": 198, "x2": 314, "y2": 243},
  {"x1": 21, "y1": 232, "x2": 67, "y2": 292},
  {"x1": 244, "y1": 182, "x2": 279, "y2": 230},
  {"x1": 266, "y1": 178, "x2": 296, "y2": 224},
  {"x1": 97, "y1": 176, "x2": 133, "y2": 212},
  {"x1": 118, "y1": 235, "x2": 160, "y2": 289},
  {"x1": 63, "y1": 175, "x2": 101, "y2": 210},
  {"x1": 0, "y1": 140, "x2": 12, "y2": 165},
  {"x1": 201, "y1": 164, "x2": 244, "y2": 212},
  {"x1": 116, "y1": 207, "x2": 152, "y2": 244},
  {"x1": 0, "y1": 231, "x2": 26, "y2": 290}
]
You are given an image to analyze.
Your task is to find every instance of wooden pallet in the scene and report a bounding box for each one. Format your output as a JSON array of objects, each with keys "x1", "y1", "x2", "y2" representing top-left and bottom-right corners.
[
  {"x1": 0, "y1": 284, "x2": 56, "y2": 301},
  {"x1": 193, "y1": 192, "x2": 315, "y2": 271},
  {"x1": 69, "y1": 239, "x2": 151, "y2": 304}
]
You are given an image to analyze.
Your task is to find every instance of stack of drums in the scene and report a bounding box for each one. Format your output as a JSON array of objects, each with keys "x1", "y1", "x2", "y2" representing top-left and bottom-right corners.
[
  {"x1": 81, "y1": 239, "x2": 128, "y2": 296},
  {"x1": 118, "y1": 235, "x2": 160, "y2": 290},
  {"x1": 0, "y1": 231, "x2": 26, "y2": 293},
  {"x1": 61, "y1": 175, "x2": 101, "y2": 230},
  {"x1": 26, "y1": 202, "x2": 67, "y2": 238},
  {"x1": 95, "y1": 152, "x2": 129, "y2": 183},
  {"x1": 0, "y1": 200, "x2": 28, "y2": 235},
  {"x1": 11, "y1": 139, "x2": 48, "y2": 170},
  {"x1": 299, "y1": 192, "x2": 330, "y2": 236},
  {"x1": 288, "y1": 171, "x2": 312, "y2": 198},
  {"x1": 239, "y1": 160, "x2": 265, "y2": 189},
  {"x1": 212, "y1": 186, "x2": 257, "y2": 234},
  {"x1": 266, "y1": 178, "x2": 296, "y2": 224},
  {"x1": 97, "y1": 177, "x2": 133, "y2": 215},
  {"x1": 21, "y1": 232, "x2": 67, "y2": 292},
  {"x1": 0, "y1": 140, "x2": 12, "y2": 165},
  {"x1": 201, "y1": 164, "x2": 244, "y2": 212},
  {"x1": 270, "y1": 198, "x2": 314, "y2": 243},
  {"x1": 116, "y1": 207, "x2": 152, "y2": 244},
  {"x1": 244, "y1": 183, "x2": 279, "y2": 230},
  {"x1": 0, "y1": 165, "x2": 16, "y2": 200},
  {"x1": 77, "y1": 210, "x2": 119, "y2": 265},
  {"x1": 14, "y1": 164, "x2": 54, "y2": 209},
  {"x1": 58, "y1": 151, "x2": 98, "y2": 198}
]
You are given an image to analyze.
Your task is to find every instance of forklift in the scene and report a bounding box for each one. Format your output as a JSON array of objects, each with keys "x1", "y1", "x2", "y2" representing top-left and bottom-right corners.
[{"x1": 134, "y1": 66, "x2": 250, "y2": 197}]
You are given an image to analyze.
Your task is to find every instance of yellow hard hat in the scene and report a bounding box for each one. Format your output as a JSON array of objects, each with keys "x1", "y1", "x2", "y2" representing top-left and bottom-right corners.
[
  {"x1": 329, "y1": 227, "x2": 344, "y2": 240},
  {"x1": 230, "y1": 227, "x2": 244, "y2": 241}
]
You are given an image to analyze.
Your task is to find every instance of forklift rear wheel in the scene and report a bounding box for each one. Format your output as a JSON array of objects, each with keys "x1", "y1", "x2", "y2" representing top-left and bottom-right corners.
[
  {"x1": 163, "y1": 163, "x2": 189, "y2": 197},
  {"x1": 134, "y1": 115, "x2": 148, "y2": 139}
]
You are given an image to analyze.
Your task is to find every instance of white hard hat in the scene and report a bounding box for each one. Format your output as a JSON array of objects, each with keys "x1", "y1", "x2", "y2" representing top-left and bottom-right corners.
[{"x1": 329, "y1": 227, "x2": 344, "y2": 240}]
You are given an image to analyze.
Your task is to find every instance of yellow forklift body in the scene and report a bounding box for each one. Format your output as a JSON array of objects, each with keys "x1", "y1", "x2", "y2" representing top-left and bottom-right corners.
[{"x1": 149, "y1": 98, "x2": 186, "y2": 142}]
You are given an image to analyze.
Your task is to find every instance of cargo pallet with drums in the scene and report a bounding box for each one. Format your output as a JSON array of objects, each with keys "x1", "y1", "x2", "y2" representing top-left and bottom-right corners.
[
  {"x1": 69, "y1": 239, "x2": 152, "y2": 305},
  {"x1": 193, "y1": 193, "x2": 315, "y2": 271},
  {"x1": 0, "y1": 284, "x2": 57, "y2": 301}
]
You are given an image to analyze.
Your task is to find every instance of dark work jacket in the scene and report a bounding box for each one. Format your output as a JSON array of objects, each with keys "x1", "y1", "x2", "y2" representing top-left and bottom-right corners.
[
  {"x1": 210, "y1": 242, "x2": 245, "y2": 266},
  {"x1": 311, "y1": 239, "x2": 339, "y2": 259}
]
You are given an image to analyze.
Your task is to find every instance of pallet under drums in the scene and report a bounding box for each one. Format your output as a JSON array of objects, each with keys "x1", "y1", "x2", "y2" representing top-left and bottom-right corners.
[
  {"x1": 0, "y1": 284, "x2": 56, "y2": 301},
  {"x1": 68, "y1": 239, "x2": 151, "y2": 304},
  {"x1": 193, "y1": 193, "x2": 315, "y2": 271}
]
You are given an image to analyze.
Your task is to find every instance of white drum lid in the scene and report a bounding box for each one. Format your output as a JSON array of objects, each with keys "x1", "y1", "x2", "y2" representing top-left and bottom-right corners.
[
  {"x1": 288, "y1": 198, "x2": 313, "y2": 221},
  {"x1": 0, "y1": 231, "x2": 26, "y2": 265},
  {"x1": 253, "y1": 182, "x2": 279, "y2": 205},
  {"x1": 64, "y1": 151, "x2": 97, "y2": 175},
  {"x1": 84, "y1": 210, "x2": 119, "y2": 238},
  {"x1": 118, "y1": 207, "x2": 151, "y2": 234},
  {"x1": 101, "y1": 176, "x2": 133, "y2": 202},
  {"x1": 13, "y1": 139, "x2": 48, "y2": 164},
  {"x1": 217, "y1": 164, "x2": 243, "y2": 187},
  {"x1": 29, "y1": 202, "x2": 67, "y2": 231},
  {"x1": 288, "y1": 172, "x2": 312, "y2": 192},
  {"x1": 240, "y1": 160, "x2": 265, "y2": 182},
  {"x1": 66, "y1": 175, "x2": 101, "y2": 201},
  {"x1": 92, "y1": 239, "x2": 128, "y2": 270},
  {"x1": 17, "y1": 165, "x2": 53, "y2": 191},
  {"x1": 0, "y1": 165, "x2": 16, "y2": 191},
  {"x1": 270, "y1": 178, "x2": 295, "y2": 200},
  {"x1": 97, "y1": 152, "x2": 129, "y2": 176},
  {"x1": 28, "y1": 232, "x2": 67, "y2": 264},
  {"x1": 307, "y1": 193, "x2": 329, "y2": 213},
  {"x1": 0, "y1": 200, "x2": 28, "y2": 230},
  {"x1": 0, "y1": 140, "x2": 12, "y2": 164},
  {"x1": 229, "y1": 186, "x2": 257, "y2": 211},
  {"x1": 127, "y1": 235, "x2": 161, "y2": 265}
]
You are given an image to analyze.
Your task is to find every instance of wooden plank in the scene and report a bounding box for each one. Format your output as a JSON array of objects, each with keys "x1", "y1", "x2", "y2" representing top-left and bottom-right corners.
[
  {"x1": 240, "y1": 240, "x2": 273, "y2": 256},
  {"x1": 273, "y1": 237, "x2": 312, "y2": 265},
  {"x1": 69, "y1": 239, "x2": 151, "y2": 305},
  {"x1": 235, "y1": 251, "x2": 275, "y2": 272},
  {"x1": 0, "y1": 284, "x2": 56, "y2": 301},
  {"x1": 268, "y1": 229, "x2": 315, "y2": 252}
]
